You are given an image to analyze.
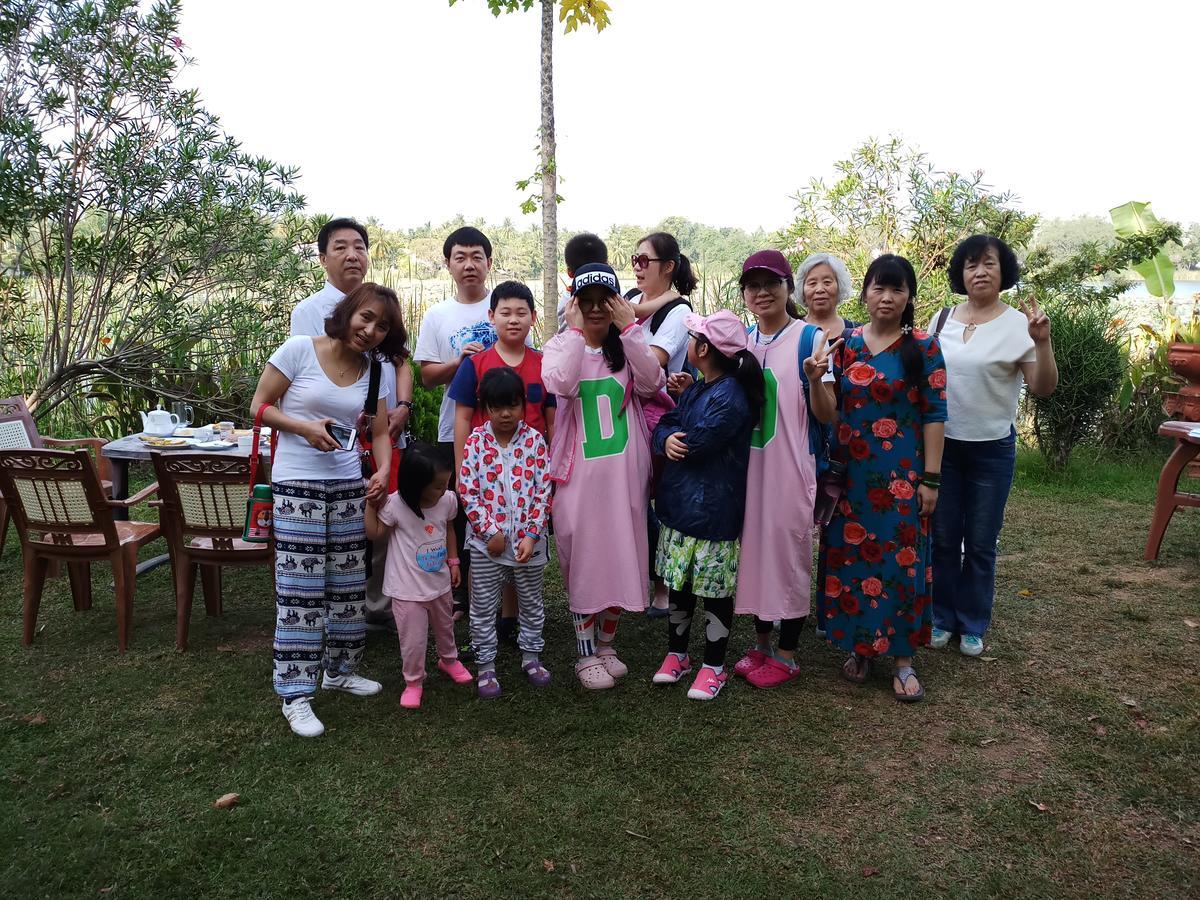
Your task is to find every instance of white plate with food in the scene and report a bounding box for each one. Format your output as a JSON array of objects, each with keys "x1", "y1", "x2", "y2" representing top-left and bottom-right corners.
[
  {"x1": 138, "y1": 435, "x2": 193, "y2": 448},
  {"x1": 193, "y1": 440, "x2": 237, "y2": 451}
]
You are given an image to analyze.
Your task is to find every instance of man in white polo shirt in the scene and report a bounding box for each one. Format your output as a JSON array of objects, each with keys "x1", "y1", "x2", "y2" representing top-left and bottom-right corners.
[{"x1": 291, "y1": 217, "x2": 414, "y2": 629}]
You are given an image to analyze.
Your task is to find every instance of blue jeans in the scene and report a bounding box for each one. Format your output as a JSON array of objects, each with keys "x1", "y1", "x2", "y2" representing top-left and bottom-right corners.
[{"x1": 932, "y1": 428, "x2": 1016, "y2": 638}]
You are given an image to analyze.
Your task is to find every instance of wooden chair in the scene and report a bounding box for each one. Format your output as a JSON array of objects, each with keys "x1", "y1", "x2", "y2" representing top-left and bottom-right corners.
[
  {"x1": 150, "y1": 452, "x2": 271, "y2": 650},
  {"x1": 0, "y1": 448, "x2": 160, "y2": 652},
  {"x1": 0, "y1": 396, "x2": 114, "y2": 554}
]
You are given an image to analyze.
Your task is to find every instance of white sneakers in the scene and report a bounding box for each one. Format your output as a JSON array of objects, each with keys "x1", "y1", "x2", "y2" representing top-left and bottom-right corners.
[
  {"x1": 282, "y1": 672, "x2": 383, "y2": 738},
  {"x1": 282, "y1": 697, "x2": 325, "y2": 738},
  {"x1": 321, "y1": 671, "x2": 383, "y2": 696}
]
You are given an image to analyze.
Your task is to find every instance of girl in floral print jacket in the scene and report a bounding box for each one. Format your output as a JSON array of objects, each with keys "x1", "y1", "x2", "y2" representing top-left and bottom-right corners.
[
  {"x1": 459, "y1": 418, "x2": 551, "y2": 549},
  {"x1": 458, "y1": 367, "x2": 553, "y2": 697}
]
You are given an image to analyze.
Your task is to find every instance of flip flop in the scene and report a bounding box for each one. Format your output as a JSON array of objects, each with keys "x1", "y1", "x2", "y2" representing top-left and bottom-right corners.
[
  {"x1": 893, "y1": 665, "x2": 924, "y2": 703},
  {"x1": 841, "y1": 653, "x2": 870, "y2": 684}
]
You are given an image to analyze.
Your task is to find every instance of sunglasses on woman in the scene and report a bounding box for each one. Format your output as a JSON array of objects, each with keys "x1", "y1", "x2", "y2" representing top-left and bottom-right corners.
[{"x1": 631, "y1": 254, "x2": 666, "y2": 270}]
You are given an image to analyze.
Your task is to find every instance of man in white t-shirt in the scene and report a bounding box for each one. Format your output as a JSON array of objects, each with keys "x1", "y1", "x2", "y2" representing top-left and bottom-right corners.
[
  {"x1": 413, "y1": 226, "x2": 500, "y2": 608},
  {"x1": 291, "y1": 217, "x2": 414, "y2": 629}
]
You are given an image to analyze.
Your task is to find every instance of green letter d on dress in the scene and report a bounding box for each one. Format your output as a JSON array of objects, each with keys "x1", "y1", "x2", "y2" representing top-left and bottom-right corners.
[
  {"x1": 579, "y1": 376, "x2": 629, "y2": 459},
  {"x1": 750, "y1": 368, "x2": 779, "y2": 449}
]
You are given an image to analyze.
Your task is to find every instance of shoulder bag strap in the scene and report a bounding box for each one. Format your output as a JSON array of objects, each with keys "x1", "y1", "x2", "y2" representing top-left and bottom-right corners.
[{"x1": 934, "y1": 306, "x2": 952, "y2": 335}]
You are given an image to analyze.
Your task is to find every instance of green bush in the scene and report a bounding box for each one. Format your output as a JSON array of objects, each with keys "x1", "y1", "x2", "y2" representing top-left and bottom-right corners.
[
  {"x1": 408, "y1": 359, "x2": 444, "y2": 444},
  {"x1": 1026, "y1": 298, "x2": 1126, "y2": 470}
]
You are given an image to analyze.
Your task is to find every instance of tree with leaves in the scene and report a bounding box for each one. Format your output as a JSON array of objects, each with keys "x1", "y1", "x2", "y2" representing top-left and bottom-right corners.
[
  {"x1": 449, "y1": 0, "x2": 611, "y2": 328},
  {"x1": 0, "y1": 0, "x2": 310, "y2": 429}
]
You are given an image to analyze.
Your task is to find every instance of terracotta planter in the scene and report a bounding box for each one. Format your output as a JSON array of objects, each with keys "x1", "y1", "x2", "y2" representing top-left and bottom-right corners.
[{"x1": 1165, "y1": 342, "x2": 1200, "y2": 422}]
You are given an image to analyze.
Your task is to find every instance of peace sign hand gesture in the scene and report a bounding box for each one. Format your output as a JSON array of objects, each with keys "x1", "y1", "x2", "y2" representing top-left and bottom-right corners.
[
  {"x1": 803, "y1": 330, "x2": 844, "y2": 382},
  {"x1": 1019, "y1": 294, "x2": 1051, "y2": 345}
]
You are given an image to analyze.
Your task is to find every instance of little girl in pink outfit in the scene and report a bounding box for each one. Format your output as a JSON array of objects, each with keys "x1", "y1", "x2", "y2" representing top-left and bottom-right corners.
[{"x1": 364, "y1": 442, "x2": 473, "y2": 709}]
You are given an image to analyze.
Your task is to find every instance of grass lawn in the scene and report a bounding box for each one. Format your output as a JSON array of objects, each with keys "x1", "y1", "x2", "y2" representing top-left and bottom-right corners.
[{"x1": 0, "y1": 448, "x2": 1197, "y2": 899}]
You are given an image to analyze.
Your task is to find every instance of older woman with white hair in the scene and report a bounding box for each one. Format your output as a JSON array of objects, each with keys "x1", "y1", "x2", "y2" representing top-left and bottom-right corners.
[
  {"x1": 796, "y1": 252, "x2": 857, "y2": 338},
  {"x1": 795, "y1": 253, "x2": 857, "y2": 638}
]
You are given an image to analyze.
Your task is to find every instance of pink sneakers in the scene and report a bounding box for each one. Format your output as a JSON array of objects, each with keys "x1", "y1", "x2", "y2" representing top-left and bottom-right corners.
[
  {"x1": 746, "y1": 657, "x2": 801, "y2": 689},
  {"x1": 399, "y1": 682, "x2": 423, "y2": 709},
  {"x1": 687, "y1": 666, "x2": 728, "y2": 700},
  {"x1": 733, "y1": 648, "x2": 769, "y2": 679},
  {"x1": 651, "y1": 653, "x2": 692, "y2": 684},
  {"x1": 438, "y1": 658, "x2": 473, "y2": 684}
]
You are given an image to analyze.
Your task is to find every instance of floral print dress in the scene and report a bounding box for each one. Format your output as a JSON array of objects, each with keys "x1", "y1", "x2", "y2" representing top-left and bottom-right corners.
[{"x1": 822, "y1": 328, "x2": 947, "y2": 659}]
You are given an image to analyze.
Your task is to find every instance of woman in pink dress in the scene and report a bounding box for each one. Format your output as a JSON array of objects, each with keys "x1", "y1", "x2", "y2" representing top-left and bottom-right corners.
[
  {"x1": 543, "y1": 263, "x2": 666, "y2": 690},
  {"x1": 732, "y1": 251, "x2": 840, "y2": 689}
]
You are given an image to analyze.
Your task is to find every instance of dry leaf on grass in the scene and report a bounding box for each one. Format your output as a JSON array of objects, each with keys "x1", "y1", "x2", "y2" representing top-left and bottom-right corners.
[
  {"x1": 23, "y1": 713, "x2": 47, "y2": 726},
  {"x1": 1184, "y1": 618, "x2": 1199, "y2": 628},
  {"x1": 1017, "y1": 589, "x2": 1033, "y2": 598},
  {"x1": 1095, "y1": 725, "x2": 1108, "y2": 737},
  {"x1": 214, "y1": 792, "x2": 240, "y2": 809},
  {"x1": 542, "y1": 860, "x2": 555, "y2": 873},
  {"x1": 979, "y1": 738, "x2": 998, "y2": 746},
  {"x1": 1028, "y1": 800, "x2": 1051, "y2": 813},
  {"x1": 1087, "y1": 714, "x2": 1099, "y2": 721},
  {"x1": 862, "y1": 866, "x2": 880, "y2": 877},
  {"x1": 216, "y1": 645, "x2": 235, "y2": 653},
  {"x1": 1121, "y1": 698, "x2": 1138, "y2": 708},
  {"x1": 980, "y1": 656, "x2": 998, "y2": 661}
]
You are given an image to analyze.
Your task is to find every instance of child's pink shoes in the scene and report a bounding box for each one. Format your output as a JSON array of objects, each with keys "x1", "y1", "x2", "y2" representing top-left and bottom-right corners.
[
  {"x1": 733, "y1": 648, "x2": 768, "y2": 679},
  {"x1": 438, "y1": 658, "x2": 473, "y2": 684},
  {"x1": 651, "y1": 653, "x2": 692, "y2": 684},
  {"x1": 575, "y1": 658, "x2": 615, "y2": 690},
  {"x1": 399, "y1": 683, "x2": 423, "y2": 709}
]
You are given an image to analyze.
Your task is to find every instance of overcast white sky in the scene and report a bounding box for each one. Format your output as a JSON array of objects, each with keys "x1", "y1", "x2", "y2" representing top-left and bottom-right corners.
[{"x1": 178, "y1": 0, "x2": 1198, "y2": 233}]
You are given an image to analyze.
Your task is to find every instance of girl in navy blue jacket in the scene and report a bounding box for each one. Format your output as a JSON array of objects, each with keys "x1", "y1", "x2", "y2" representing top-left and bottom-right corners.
[{"x1": 650, "y1": 310, "x2": 765, "y2": 700}]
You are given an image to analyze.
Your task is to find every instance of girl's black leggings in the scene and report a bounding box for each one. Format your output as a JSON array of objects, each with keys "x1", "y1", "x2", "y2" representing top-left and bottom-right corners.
[
  {"x1": 667, "y1": 588, "x2": 733, "y2": 667},
  {"x1": 754, "y1": 615, "x2": 806, "y2": 652}
]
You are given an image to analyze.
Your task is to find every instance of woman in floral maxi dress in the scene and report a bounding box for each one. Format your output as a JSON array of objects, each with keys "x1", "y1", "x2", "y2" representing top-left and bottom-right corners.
[{"x1": 819, "y1": 255, "x2": 946, "y2": 702}]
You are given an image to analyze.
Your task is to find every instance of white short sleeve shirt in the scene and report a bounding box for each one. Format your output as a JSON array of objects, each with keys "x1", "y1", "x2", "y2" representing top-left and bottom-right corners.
[{"x1": 933, "y1": 305, "x2": 1037, "y2": 442}]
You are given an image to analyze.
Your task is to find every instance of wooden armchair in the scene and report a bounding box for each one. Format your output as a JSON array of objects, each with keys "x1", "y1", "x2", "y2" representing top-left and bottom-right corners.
[
  {"x1": 150, "y1": 452, "x2": 271, "y2": 650},
  {"x1": 0, "y1": 448, "x2": 160, "y2": 653},
  {"x1": 0, "y1": 396, "x2": 113, "y2": 554}
]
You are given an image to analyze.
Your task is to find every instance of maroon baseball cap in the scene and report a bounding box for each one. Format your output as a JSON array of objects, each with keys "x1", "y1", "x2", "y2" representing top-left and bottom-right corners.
[{"x1": 740, "y1": 249, "x2": 793, "y2": 283}]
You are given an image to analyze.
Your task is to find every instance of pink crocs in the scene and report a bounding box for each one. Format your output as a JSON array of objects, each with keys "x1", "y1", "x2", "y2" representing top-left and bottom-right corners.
[
  {"x1": 733, "y1": 648, "x2": 769, "y2": 679},
  {"x1": 746, "y1": 657, "x2": 801, "y2": 689},
  {"x1": 575, "y1": 658, "x2": 616, "y2": 690},
  {"x1": 596, "y1": 646, "x2": 628, "y2": 679}
]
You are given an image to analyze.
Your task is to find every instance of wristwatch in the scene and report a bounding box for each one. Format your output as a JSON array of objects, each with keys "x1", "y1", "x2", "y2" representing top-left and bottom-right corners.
[{"x1": 396, "y1": 400, "x2": 414, "y2": 410}]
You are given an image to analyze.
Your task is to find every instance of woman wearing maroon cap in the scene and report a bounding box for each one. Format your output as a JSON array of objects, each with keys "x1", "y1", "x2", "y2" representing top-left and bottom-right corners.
[{"x1": 732, "y1": 250, "x2": 841, "y2": 689}]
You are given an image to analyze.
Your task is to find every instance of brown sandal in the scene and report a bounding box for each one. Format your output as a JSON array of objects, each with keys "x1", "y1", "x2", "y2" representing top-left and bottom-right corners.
[{"x1": 841, "y1": 653, "x2": 870, "y2": 684}]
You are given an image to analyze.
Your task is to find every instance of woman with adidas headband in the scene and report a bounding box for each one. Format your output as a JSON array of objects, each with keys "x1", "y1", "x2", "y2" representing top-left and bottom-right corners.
[
  {"x1": 732, "y1": 250, "x2": 841, "y2": 689},
  {"x1": 929, "y1": 235, "x2": 1056, "y2": 657},
  {"x1": 543, "y1": 262, "x2": 666, "y2": 690}
]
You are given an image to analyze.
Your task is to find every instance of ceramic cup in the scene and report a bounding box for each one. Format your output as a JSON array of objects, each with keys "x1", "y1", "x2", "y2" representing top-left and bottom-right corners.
[
  {"x1": 194, "y1": 425, "x2": 215, "y2": 442},
  {"x1": 237, "y1": 434, "x2": 254, "y2": 451}
]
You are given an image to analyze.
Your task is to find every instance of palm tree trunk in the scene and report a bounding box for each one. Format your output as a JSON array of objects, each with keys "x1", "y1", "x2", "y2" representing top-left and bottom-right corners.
[{"x1": 539, "y1": 0, "x2": 558, "y2": 332}]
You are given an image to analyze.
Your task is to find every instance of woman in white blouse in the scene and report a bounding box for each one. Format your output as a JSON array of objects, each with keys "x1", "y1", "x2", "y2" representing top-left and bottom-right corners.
[{"x1": 929, "y1": 235, "x2": 1058, "y2": 657}]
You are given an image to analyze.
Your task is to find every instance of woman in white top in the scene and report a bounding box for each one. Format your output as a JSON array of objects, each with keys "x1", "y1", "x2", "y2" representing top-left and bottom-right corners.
[
  {"x1": 251, "y1": 282, "x2": 403, "y2": 737},
  {"x1": 929, "y1": 235, "x2": 1057, "y2": 657},
  {"x1": 628, "y1": 231, "x2": 700, "y2": 615}
]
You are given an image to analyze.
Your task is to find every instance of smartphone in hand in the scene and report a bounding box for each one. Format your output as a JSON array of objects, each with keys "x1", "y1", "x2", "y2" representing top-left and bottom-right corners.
[{"x1": 325, "y1": 422, "x2": 358, "y2": 451}]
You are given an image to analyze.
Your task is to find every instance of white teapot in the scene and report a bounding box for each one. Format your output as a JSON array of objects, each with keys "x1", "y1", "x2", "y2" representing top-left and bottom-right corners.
[{"x1": 140, "y1": 405, "x2": 179, "y2": 437}]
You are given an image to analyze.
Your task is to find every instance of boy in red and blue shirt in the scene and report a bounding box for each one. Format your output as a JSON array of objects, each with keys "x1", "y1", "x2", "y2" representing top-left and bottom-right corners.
[{"x1": 449, "y1": 280, "x2": 555, "y2": 470}]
